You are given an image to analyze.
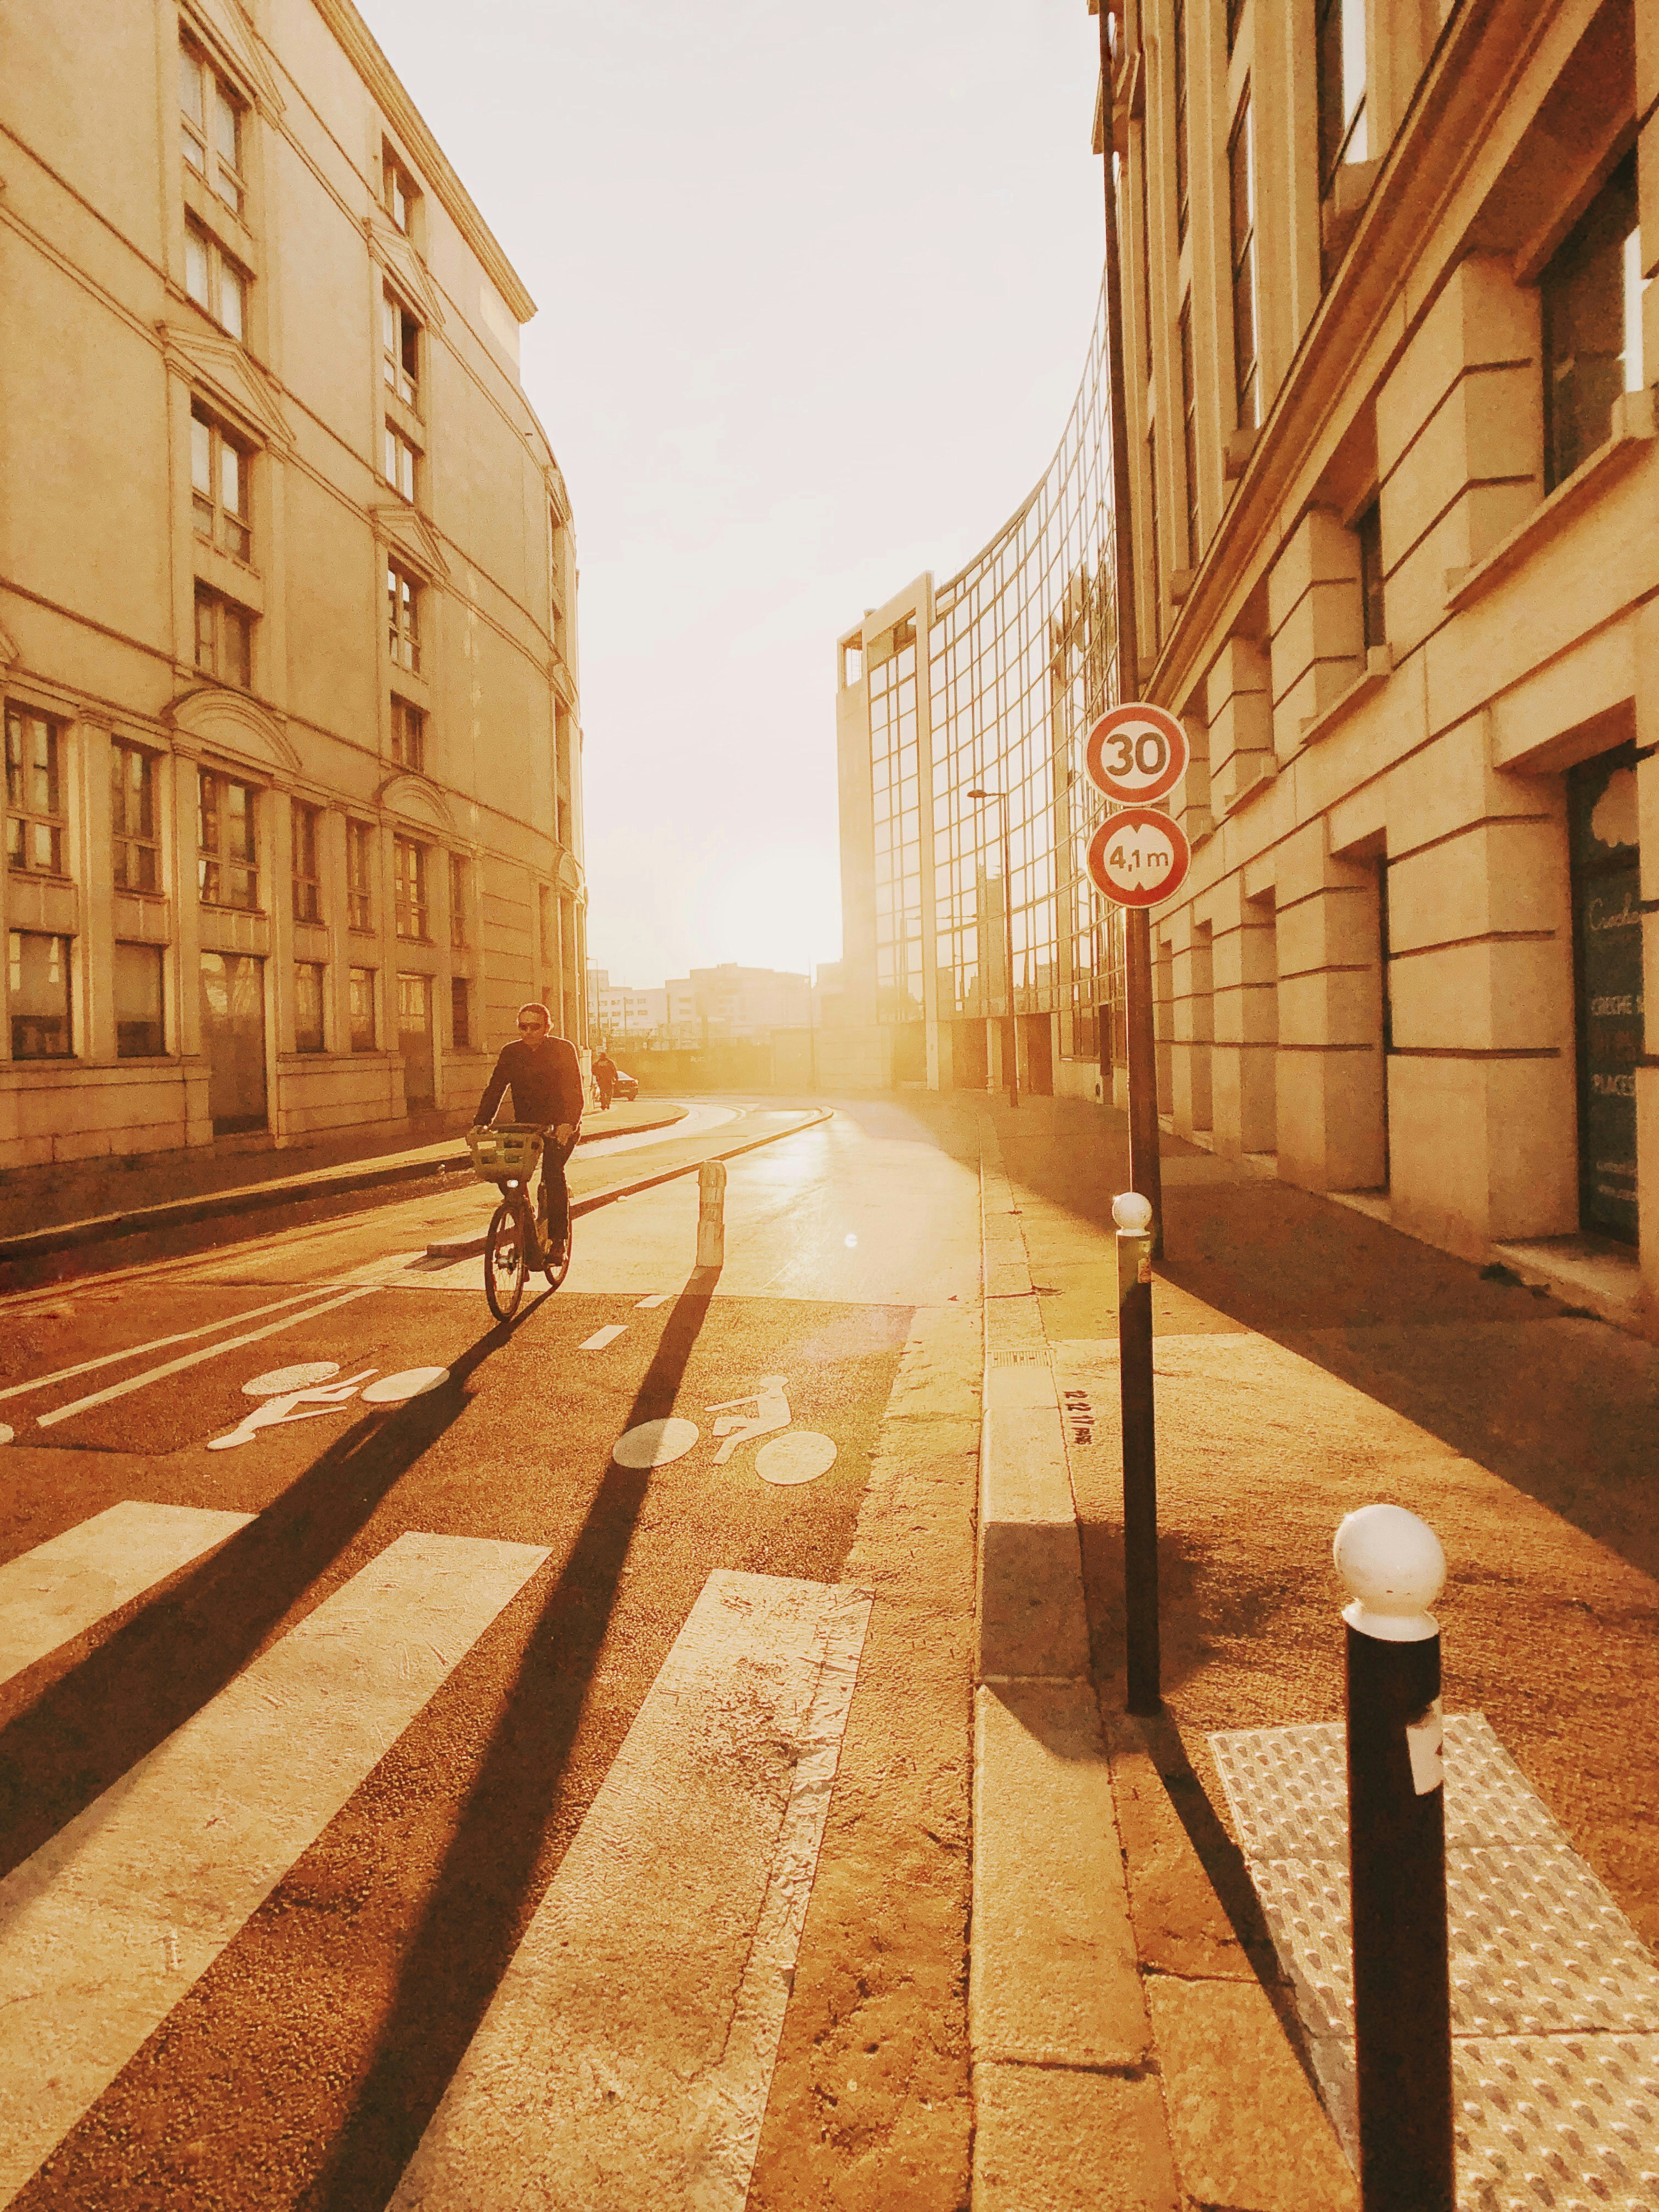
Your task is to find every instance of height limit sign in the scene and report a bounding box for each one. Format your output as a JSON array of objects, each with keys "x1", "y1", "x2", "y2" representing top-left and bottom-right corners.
[{"x1": 1085, "y1": 703, "x2": 1192, "y2": 909}]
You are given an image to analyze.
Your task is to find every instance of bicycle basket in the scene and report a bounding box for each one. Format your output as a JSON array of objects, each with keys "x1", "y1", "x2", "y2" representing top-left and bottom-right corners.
[{"x1": 467, "y1": 1124, "x2": 544, "y2": 1185}]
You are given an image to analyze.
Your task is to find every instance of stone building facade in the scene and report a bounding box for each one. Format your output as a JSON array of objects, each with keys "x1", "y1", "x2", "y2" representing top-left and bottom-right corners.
[
  {"x1": 0, "y1": 0, "x2": 585, "y2": 1170},
  {"x1": 837, "y1": 0, "x2": 1657, "y2": 1327}
]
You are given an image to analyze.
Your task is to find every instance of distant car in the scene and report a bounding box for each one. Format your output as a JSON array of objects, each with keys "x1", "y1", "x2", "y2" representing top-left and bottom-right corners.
[{"x1": 612, "y1": 1067, "x2": 639, "y2": 1101}]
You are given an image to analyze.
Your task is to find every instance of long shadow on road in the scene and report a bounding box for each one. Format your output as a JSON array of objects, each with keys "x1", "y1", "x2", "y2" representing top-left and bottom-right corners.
[
  {"x1": 0, "y1": 1319, "x2": 512, "y2": 1881},
  {"x1": 306, "y1": 1269, "x2": 719, "y2": 2212}
]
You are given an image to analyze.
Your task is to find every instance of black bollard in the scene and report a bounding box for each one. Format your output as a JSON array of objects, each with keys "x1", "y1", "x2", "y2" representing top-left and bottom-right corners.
[
  {"x1": 1335, "y1": 1504, "x2": 1455, "y2": 2212},
  {"x1": 1114, "y1": 1190, "x2": 1159, "y2": 1714}
]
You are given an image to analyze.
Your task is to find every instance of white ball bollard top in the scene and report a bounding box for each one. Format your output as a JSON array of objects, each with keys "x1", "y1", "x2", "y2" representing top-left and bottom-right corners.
[
  {"x1": 1113, "y1": 1189, "x2": 1154, "y2": 1234},
  {"x1": 1334, "y1": 1504, "x2": 1446, "y2": 1643}
]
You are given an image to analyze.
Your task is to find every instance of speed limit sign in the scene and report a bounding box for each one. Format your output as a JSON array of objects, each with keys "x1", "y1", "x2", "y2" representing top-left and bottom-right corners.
[
  {"x1": 1086, "y1": 702, "x2": 1188, "y2": 805},
  {"x1": 1087, "y1": 807, "x2": 1192, "y2": 909}
]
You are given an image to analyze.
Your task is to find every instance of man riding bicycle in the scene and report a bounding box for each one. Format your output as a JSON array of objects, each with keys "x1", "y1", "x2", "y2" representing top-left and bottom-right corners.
[{"x1": 471, "y1": 1002, "x2": 584, "y2": 1261}]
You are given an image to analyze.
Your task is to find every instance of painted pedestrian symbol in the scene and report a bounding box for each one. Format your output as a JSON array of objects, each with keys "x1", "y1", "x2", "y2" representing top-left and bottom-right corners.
[
  {"x1": 610, "y1": 1375, "x2": 837, "y2": 1485},
  {"x1": 208, "y1": 1364, "x2": 449, "y2": 1449}
]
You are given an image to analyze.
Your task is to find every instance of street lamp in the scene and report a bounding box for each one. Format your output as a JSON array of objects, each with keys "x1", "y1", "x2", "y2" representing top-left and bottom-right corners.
[{"x1": 967, "y1": 787, "x2": 1019, "y2": 1109}]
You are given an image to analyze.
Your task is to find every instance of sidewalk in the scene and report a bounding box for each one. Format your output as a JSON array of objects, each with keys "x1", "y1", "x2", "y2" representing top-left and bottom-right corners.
[
  {"x1": 972, "y1": 1092, "x2": 1659, "y2": 2209},
  {"x1": 0, "y1": 1100, "x2": 688, "y2": 1276}
]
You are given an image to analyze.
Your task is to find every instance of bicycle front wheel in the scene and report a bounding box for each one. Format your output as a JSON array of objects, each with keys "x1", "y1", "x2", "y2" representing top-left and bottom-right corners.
[
  {"x1": 484, "y1": 1198, "x2": 529, "y2": 1322},
  {"x1": 545, "y1": 1211, "x2": 572, "y2": 1290}
]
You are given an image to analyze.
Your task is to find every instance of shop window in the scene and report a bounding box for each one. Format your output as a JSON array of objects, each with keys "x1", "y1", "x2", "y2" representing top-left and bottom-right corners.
[
  {"x1": 391, "y1": 696, "x2": 425, "y2": 770},
  {"x1": 394, "y1": 836, "x2": 428, "y2": 940},
  {"x1": 347, "y1": 820, "x2": 375, "y2": 931},
  {"x1": 1543, "y1": 152, "x2": 1643, "y2": 492},
  {"x1": 111, "y1": 742, "x2": 160, "y2": 893},
  {"x1": 387, "y1": 561, "x2": 420, "y2": 671},
  {"x1": 349, "y1": 966, "x2": 377, "y2": 1051},
  {"x1": 195, "y1": 585, "x2": 252, "y2": 689},
  {"x1": 199, "y1": 769, "x2": 258, "y2": 909},
  {"x1": 114, "y1": 942, "x2": 165, "y2": 1057},
  {"x1": 190, "y1": 404, "x2": 252, "y2": 562},
  {"x1": 383, "y1": 287, "x2": 421, "y2": 408},
  {"x1": 294, "y1": 960, "x2": 326, "y2": 1053},
  {"x1": 10, "y1": 930, "x2": 72, "y2": 1058},
  {"x1": 184, "y1": 221, "x2": 247, "y2": 340},
  {"x1": 5, "y1": 706, "x2": 67, "y2": 877},
  {"x1": 292, "y1": 800, "x2": 323, "y2": 923},
  {"x1": 179, "y1": 40, "x2": 247, "y2": 216}
]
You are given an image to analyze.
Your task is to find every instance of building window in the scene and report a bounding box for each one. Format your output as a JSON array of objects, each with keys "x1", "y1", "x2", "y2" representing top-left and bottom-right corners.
[
  {"x1": 349, "y1": 966, "x2": 376, "y2": 1051},
  {"x1": 387, "y1": 561, "x2": 420, "y2": 670},
  {"x1": 1543, "y1": 152, "x2": 1643, "y2": 493},
  {"x1": 190, "y1": 404, "x2": 252, "y2": 563},
  {"x1": 198, "y1": 769, "x2": 258, "y2": 910},
  {"x1": 1226, "y1": 0, "x2": 1246, "y2": 53},
  {"x1": 184, "y1": 221, "x2": 246, "y2": 341},
  {"x1": 1229, "y1": 89, "x2": 1260, "y2": 431},
  {"x1": 347, "y1": 820, "x2": 374, "y2": 931},
  {"x1": 539, "y1": 883, "x2": 557, "y2": 967},
  {"x1": 390, "y1": 695, "x2": 425, "y2": 771},
  {"x1": 5, "y1": 706, "x2": 67, "y2": 877},
  {"x1": 1358, "y1": 501, "x2": 1385, "y2": 649},
  {"x1": 179, "y1": 41, "x2": 246, "y2": 217},
  {"x1": 1316, "y1": 0, "x2": 1367, "y2": 198},
  {"x1": 383, "y1": 423, "x2": 417, "y2": 501},
  {"x1": 449, "y1": 851, "x2": 468, "y2": 946},
  {"x1": 1137, "y1": 127, "x2": 1153, "y2": 383},
  {"x1": 292, "y1": 800, "x2": 323, "y2": 923},
  {"x1": 556, "y1": 794, "x2": 570, "y2": 848},
  {"x1": 383, "y1": 144, "x2": 416, "y2": 234},
  {"x1": 383, "y1": 289, "x2": 420, "y2": 408},
  {"x1": 114, "y1": 942, "x2": 165, "y2": 1058},
  {"x1": 195, "y1": 585, "x2": 252, "y2": 689},
  {"x1": 111, "y1": 742, "x2": 160, "y2": 893},
  {"x1": 294, "y1": 960, "x2": 326, "y2": 1052},
  {"x1": 451, "y1": 974, "x2": 470, "y2": 1050},
  {"x1": 1178, "y1": 299, "x2": 1199, "y2": 564},
  {"x1": 10, "y1": 931, "x2": 72, "y2": 1059},
  {"x1": 1147, "y1": 423, "x2": 1163, "y2": 645},
  {"x1": 1173, "y1": 0, "x2": 1190, "y2": 247},
  {"x1": 394, "y1": 836, "x2": 427, "y2": 939}
]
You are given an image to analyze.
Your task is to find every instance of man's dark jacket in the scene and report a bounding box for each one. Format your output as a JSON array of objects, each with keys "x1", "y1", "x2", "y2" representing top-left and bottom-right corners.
[{"x1": 474, "y1": 1035, "x2": 584, "y2": 1129}]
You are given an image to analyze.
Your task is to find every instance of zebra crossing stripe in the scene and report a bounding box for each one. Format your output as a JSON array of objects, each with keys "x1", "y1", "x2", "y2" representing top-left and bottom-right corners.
[
  {"x1": 0, "y1": 1503, "x2": 255, "y2": 1690},
  {"x1": 0, "y1": 1530, "x2": 549, "y2": 2203},
  {"x1": 388, "y1": 1569, "x2": 872, "y2": 2212}
]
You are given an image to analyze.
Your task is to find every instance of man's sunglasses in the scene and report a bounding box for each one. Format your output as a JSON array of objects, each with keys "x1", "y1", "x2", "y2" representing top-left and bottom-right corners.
[{"x1": 517, "y1": 1019, "x2": 546, "y2": 1031}]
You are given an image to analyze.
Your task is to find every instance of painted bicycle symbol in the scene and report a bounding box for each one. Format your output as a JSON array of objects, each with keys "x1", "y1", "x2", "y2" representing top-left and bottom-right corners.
[
  {"x1": 611, "y1": 1375, "x2": 836, "y2": 1486},
  {"x1": 206, "y1": 1361, "x2": 449, "y2": 1450}
]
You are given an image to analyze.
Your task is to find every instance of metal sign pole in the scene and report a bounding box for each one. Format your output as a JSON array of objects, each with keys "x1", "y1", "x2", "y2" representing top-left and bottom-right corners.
[{"x1": 1097, "y1": 0, "x2": 1164, "y2": 1256}]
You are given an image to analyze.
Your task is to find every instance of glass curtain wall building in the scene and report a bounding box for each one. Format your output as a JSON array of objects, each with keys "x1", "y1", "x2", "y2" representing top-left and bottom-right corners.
[{"x1": 836, "y1": 280, "x2": 1130, "y2": 1101}]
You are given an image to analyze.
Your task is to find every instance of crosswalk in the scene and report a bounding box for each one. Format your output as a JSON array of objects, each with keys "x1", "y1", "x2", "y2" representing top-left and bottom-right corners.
[{"x1": 0, "y1": 1506, "x2": 871, "y2": 2208}]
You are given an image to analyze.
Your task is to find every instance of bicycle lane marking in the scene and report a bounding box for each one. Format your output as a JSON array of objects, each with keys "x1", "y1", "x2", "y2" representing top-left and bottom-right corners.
[
  {"x1": 0, "y1": 1286, "x2": 353, "y2": 1411},
  {"x1": 33, "y1": 1285, "x2": 380, "y2": 1430}
]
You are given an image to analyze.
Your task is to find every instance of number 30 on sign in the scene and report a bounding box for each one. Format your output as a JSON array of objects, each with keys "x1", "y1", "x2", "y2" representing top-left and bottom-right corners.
[{"x1": 1087, "y1": 807, "x2": 1192, "y2": 909}]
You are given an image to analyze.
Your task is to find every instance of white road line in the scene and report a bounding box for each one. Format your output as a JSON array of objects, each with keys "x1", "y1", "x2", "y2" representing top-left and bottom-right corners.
[
  {"x1": 0, "y1": 1529, "x2": 549, "y2": 2202},
  {"x1": 0, "y1": 1503, "x2": 255, "y2": 1690},
  {"x1": 634, "y1": 1293, "x2": 672, "y2": 1310},
  {"x1": 578, "y1": 1324, "x2": 627, "y2": 1351},
  {"x1": 0, "y1": 1285, "x2": 350, "y2": 1407},
  {"x1": 388, "y1": 1569, "x2": 873, "y2": 2212},
  {"x1": 35, "y1": 1285, "x2": 379, "y2": 1429}
]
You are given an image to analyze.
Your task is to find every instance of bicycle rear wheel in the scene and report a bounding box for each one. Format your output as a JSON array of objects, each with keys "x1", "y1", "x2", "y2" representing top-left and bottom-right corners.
[{"x1": 484, "y1": 1198, "x2": 528, "y2": 1322}]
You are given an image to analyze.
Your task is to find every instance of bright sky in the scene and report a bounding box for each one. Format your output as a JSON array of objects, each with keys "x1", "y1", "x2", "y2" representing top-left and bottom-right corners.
[{"x1": 354, "y1": 1, "x2": 1107, "y2": 990}]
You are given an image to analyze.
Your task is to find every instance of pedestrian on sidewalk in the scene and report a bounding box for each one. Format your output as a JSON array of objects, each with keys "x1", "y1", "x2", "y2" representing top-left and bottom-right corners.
[{"x1": 592, "y1": 1045, "x2": 617, "y2": 1112}]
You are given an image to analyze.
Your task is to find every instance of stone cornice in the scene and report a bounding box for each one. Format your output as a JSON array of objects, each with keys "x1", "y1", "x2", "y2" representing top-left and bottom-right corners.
[
  {"x1": 369, "y1": 499, "x2": 451, "y2": 585},
  {"x1": 366, "y1": 213, "x2": 445, "y2": 329},
  {"x1": 311, "y1": 0, "x2": 537, "y2": 325},
  {"x1": 1148, "y1": 0, "x2": 1583, "y2": 713},
  {"x1": 182, "y1": 0, "x2": 286, "y2": 119}
]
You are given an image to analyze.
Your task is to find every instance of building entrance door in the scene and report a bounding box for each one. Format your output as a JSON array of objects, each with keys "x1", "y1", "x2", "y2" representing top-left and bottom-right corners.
[
  {"x1": 398, "y1": 973, "x2": 435, "y2": 1107},
  {"x1": 953, "y1": 1018, "x2": 988, "y2": 1090},
  {"x1": 199, "y1": 953, "x2": 267, "y2": 1135},
  {"x1": 1022, "y1": 1013, "x2": 1053, "y2": 1096},
  {"x1": 1568, "y1": 746, "x2": 1640, "y2": 1243}
]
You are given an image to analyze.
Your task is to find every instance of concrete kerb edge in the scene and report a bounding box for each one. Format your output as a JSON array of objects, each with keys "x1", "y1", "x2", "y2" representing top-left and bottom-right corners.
[
  {"x1": 423, "y1": 1108, "x2": 837, "y2": 1259},
  {"x1": 969, "y1": 1116, "x2": 1171, "y2": 2207},
  {"x1": 0, "y1": 1109, "x2": 692, "y2": 1263}
]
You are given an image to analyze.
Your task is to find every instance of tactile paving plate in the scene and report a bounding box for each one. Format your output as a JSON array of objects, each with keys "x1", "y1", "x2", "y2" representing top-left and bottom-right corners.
[{"x1": 1208, "y1": 1713, "x2": 1659, "y2": 2203}]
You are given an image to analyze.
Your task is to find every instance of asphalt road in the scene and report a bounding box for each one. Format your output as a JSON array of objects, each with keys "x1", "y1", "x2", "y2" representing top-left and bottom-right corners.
[{"x1": 0, "y1": 1099, "x2": 986, "y2": 2212}]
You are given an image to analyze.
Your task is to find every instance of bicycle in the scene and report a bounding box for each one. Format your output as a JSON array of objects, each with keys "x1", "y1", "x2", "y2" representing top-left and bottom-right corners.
[{"x1": 466, "y1": 1124, "x2": 573, "y2": 1321}]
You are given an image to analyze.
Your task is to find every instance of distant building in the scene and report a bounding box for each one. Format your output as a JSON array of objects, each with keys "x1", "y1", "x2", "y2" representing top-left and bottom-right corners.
[
  {"x1": 2, "y1": 0, "x2": 585, "y2": 1167},
  {"x1": 681, "y1": 964, "x2": 810, "y2": 1045}
]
